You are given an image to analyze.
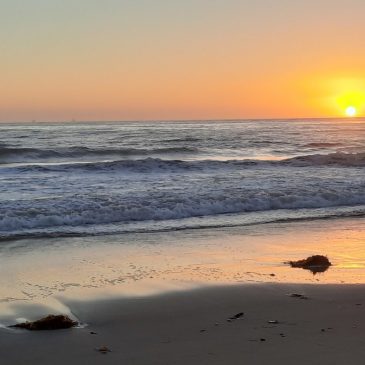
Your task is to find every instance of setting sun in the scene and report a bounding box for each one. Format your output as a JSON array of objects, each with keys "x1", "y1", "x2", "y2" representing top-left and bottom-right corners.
[
  {"x1": 345, "y1": 106, "x2": 357, "y2": 117},
  {"x1": 319, "y1": 77, "x2": 365, "y2": 118}
]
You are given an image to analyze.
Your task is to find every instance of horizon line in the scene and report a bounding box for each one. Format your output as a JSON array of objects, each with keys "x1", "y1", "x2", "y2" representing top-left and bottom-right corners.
[{"x1": 0, "y1": 116, "x2": 363, "y2": 124}]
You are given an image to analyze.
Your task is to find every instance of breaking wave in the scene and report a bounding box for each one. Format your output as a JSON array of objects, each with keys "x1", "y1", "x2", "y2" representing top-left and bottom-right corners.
[
  {"x1": 1, "y1": 182, "x2": 364, "y2": 235},
  {"x1": 1, "y1": 206, "x2": 365, "y2": 242}
]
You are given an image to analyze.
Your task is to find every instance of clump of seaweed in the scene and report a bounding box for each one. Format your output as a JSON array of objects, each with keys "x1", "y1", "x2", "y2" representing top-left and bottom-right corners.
[
  {"x1": 286, "y1": 255, "x2": 332, "y2": 274},
  {"x1": 10, "y1": 315, "x2": 78, "y2": 331}
]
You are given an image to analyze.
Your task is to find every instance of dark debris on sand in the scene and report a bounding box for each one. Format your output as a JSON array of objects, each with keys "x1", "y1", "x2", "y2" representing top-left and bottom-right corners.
[
  {"x1": 96, "y1": 346, "x2": 112, "y2": 354},
  {"x1": 10, "y1": 315, "x2": 78, "y2": 331},
  {"x1": 289, "y1": 293, "x2": 309, "y2": 299},
  {"x1": 228, "y1": 312, "x2": 244, "y2": 320},
  {"x1": 286, "y1": 255, "x2": 332, "y2": 274}
]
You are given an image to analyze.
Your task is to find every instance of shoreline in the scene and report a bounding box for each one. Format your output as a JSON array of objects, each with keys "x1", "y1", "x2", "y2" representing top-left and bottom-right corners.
[
  {"x1": 2, "y1": 282, "x2": 365, "y2": 364},
  {"x1": 0, "y1": 216, "x2": 364, "y2": 323}
]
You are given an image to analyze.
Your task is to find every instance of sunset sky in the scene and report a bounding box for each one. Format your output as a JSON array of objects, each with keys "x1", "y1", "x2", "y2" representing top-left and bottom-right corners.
[{"x1": 1, "y1": 0, "x2": 365, "y2": 121}]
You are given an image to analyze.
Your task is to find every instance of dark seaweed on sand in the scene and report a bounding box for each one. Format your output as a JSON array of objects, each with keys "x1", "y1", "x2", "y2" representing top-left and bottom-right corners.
[
  {"x1": 286, "y1": 255, "x2": 332, "y2": 274},
  {"x1": 10, "y1": 315, "x2": 78, "y2": 331}
]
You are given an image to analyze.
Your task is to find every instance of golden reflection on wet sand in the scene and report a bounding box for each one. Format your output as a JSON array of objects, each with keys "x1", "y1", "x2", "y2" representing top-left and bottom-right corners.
[{"x1": 0, "y1": 217, "x2": 364, "y2": 321}]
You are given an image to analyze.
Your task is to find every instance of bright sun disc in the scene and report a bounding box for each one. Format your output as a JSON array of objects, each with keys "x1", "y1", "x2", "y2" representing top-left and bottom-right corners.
[{"x1": 345, "y1": 106, "x2": 357, "y2": 117}]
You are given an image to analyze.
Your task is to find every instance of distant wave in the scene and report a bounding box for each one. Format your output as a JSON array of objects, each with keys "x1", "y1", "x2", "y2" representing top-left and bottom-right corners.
[
  {"x1": 163, "y1": 137, "x2": 202, "y2": 142},
  {"x1": 0, "y1": 146, "x2": 198, "y2": 163},
  {"x1": 3, "y1": 151, "x2": 364, "y2": 173},
  {"x1": 282, "y1": 151, "x2": 365, "y2": 167},
  {"x1": 303, "y1": 142, "x2": 344, "y2": 148}
]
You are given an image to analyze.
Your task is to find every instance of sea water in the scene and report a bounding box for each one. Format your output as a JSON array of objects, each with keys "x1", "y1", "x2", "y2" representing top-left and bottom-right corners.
[{"x1": 0, "y1": 119, "x2": 364, "y2": 241}]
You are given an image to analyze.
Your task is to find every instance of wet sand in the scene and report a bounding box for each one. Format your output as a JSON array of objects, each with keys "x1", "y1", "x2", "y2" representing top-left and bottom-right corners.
[
  {"x1": 2, "y1": 283, "x2": 365, "y2": 364},
  {"x1": 1, "y1": 217, "x2": 365, "y2": 364},
  {"x1": 1, "y1": 217, "x2": 365, "y2": 316}
]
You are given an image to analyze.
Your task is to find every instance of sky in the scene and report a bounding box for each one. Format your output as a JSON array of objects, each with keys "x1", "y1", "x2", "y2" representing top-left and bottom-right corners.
[{"x1": 1, "y1": 0, "x2": 365, "y2": 121}]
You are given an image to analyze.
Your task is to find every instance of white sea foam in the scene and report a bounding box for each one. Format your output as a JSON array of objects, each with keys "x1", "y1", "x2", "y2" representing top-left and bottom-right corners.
[{"x1": 1, "y1": 183, "x2": 364, "y2": 234}]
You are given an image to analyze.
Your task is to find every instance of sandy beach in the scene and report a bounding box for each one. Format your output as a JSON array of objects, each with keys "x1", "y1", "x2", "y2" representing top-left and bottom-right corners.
[
  {"x1": 0, "y1": 217, "x2": 364, "y2": 364},
  {"x1": 1, "y1": 283, "x2": 365, "y2": 364}
]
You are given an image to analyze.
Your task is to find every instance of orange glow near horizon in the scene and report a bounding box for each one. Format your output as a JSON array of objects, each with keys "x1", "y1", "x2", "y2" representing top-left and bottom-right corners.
[
  {"x1": 297, "y1": 74, "x2": 365, "y2": 119},
  {"x1": 331, "y1": 78, "x2": 365, "y2": 117},
  {"x1": 1, "y1": 67, "x2": 365, "y2": 121}
]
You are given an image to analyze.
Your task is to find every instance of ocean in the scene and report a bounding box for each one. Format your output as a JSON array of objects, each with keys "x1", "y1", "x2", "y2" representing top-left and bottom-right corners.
[{"x1": 0, "y1": 119, "x2": 364, "y2": 241}]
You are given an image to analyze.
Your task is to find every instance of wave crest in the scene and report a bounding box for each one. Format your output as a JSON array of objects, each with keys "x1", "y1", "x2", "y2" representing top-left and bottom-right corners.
[
  {"x1": 0, "y1": 146, "x2": 198, "y2": 163},
  {"x1": 3, "y1": 151, "x2": 364, "y2": 174},
  {"x1": 283, "y1": 151, "x2": 365, "y2": 167}
]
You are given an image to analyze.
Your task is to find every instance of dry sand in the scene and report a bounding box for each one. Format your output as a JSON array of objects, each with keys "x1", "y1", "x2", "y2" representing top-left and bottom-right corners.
[{"x1": 2, "y1": 283, "x2": 365, "y2": 364}]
